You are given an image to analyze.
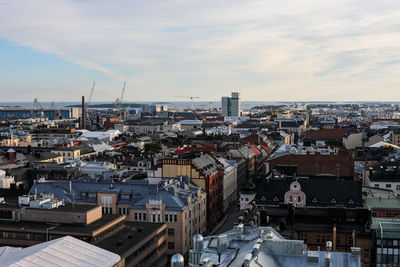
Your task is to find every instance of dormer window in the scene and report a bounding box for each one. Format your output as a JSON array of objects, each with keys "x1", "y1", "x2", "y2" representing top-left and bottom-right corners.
[
  {"x1": 312, "y1": 198, "x2": 318, "y2": 203},
  {"x1": 261, "y1": 196, "x2": 266, "y2": 201},
  {"x1": 121, "y1": 194, "x2": 130, "y2": 200},
  {"x1": 331, "y1": 198, "x2": 336, "y2": 205},
  {"x1": 348, "y1": 199, "x2": 354, "y2": 204},
  {"x1": 273, "y1": 196, "x2": 279, "y2": 202}
]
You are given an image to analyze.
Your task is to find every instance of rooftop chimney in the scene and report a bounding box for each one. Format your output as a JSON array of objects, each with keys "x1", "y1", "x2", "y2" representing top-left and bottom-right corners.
[
  {"x1": 7, "y1": 148, "x2": 16, "y2": 164},
  {"x1": 81, "y1": 96, "x2": 86, "y2": 129}
]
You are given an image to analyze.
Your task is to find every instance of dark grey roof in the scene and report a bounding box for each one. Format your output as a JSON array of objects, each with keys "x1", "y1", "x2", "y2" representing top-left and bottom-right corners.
[
  {"x1": 254, "y1": 175, "x2": 363, "y2": 207},
  {"x1": 29, "y1": 177, "x2": 205, "y2": 212}
]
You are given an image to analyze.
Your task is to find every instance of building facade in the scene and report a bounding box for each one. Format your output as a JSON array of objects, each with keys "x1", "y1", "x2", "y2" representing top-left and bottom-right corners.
[{"x1": 221, "y1": 92, "x2": 240, "y2": 117}]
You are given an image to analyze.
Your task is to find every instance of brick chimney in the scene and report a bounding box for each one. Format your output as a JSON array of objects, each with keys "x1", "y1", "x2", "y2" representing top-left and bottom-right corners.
[{"x1": 7, "y1": 148, "x2": 16, "y2": 164}]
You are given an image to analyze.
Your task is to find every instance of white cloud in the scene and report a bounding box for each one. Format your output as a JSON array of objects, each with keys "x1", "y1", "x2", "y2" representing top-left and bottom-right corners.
[{"x1": 0, "y1": 0, "x2": 400, "y2": 101}]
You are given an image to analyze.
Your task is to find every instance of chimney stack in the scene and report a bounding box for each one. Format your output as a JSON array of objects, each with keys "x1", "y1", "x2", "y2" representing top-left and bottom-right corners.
[
  {"x1": 81, "y1": 96, "x2": 86, "y2": 129},
  {"x1": 7, "y1": 148, "x2": 16, "y2": 164}
]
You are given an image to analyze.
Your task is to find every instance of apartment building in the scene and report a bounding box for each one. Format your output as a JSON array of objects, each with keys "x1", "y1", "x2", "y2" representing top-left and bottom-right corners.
[{"x1": 29, "y1": 176, "x2": 206, "y2": 257}]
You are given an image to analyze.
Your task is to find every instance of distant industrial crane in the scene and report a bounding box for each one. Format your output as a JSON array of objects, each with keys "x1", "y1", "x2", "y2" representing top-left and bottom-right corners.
[
  {"x1": 87, "y1": 82, "x2": 96, "y2": 107},
  {"x1": 33, "y1": 98, "x2": 45, "y2": 118},
  {"x1": 175, "y1": 96, "x2": 200, "y2": 110},
  {"x1": 113, "y1": 81, "x2": 127, "y2": 117},
  {"x1": 50, "y1": 101, "x2": 63, "y2": 119},
  {"x1": 85, "y1": 82, "x2": 96, "y2": 124}
]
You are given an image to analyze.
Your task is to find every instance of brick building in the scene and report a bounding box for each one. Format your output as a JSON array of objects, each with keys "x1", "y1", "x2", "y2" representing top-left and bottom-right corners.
[
  {"x1": 148, "y1": 154, "x2": 223, "y2": 226},
  {"x1": 267, "y1": 147, "x2": 354, "y2": 178}
]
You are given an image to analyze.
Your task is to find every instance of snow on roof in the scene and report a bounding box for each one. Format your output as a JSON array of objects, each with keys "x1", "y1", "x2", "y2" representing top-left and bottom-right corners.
[{"x1": 0, "y1": 236, "x2": 121, "y2": 267}]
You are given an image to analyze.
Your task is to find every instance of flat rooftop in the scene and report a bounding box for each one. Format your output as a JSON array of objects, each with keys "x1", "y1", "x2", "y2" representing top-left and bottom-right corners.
[
  {"x1": 95, "y1": 221, "x2": 165, "y2": 257},
  {"x1": 0, "y1": 214, "x2": 124, "y2": 236}
]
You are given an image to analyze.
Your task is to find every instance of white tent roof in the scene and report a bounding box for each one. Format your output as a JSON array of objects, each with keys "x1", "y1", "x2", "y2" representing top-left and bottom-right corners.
[
  {"x1": 0, "y1": 236, "x2": 121, "y2": 267},
  {"x1": 369, "y1": 141, "x2": 400, "y2": 150}
]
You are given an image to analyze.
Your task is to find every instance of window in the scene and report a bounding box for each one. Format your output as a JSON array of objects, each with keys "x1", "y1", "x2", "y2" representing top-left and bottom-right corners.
[
  {"x1": 165, "y1": 214, "x2": 169, "y2": 222},
  {"x1": 168, "y1": 242, "x2": 175, "y2": 250},
  {"x1": 375, "y1": 184, "x2": 379, "y2": 188},
  {"x1": 298, "y1": 196, "x2": 301, "y2": 203},
  {"x1": 143, "y1": 213, "x2": 146, "y2": 220},
  {"x1": 174, "y1": 214, "x2": 177, "y2": 222},
  {"x1": 121, "y1": 194, "x2": 130, "y2": 200},
  {"x1": 168, "y1": 228, "x2": 175, "y2": 236},
  {"x1": 386, "y1": 184, "x2": 392, "y2": 188},
  {"x1": 316, "y1": 236, "x2": 320, "y2": 244},
  {"x1": 134, "y1": 213, "x2": 138, "y2": 220}
]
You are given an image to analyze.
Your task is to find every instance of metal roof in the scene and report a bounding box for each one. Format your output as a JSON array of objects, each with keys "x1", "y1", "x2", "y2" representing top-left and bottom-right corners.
[
  {"x1": 365, "y1": 197, "x2": 400, "y2": 210},
  {"x1": 0, "y1": 236, "x2": 121, "y2": 267}
]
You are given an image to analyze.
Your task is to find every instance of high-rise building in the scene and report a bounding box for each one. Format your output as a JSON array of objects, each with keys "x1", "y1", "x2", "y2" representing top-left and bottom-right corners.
[{"x1": 221, "y1": 92, "x2": 240, "y2": 116}]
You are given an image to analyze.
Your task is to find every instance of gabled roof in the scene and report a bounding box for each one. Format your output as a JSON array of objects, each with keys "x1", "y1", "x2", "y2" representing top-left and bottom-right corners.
[{"x1": 192, "y1": 154, "x2": 220, "y2": 176}]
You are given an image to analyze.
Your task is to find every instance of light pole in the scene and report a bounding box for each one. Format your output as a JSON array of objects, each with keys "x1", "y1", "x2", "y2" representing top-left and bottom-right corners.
[{"x1": 46, "y1": 225, "x2": 57, "y2": 241}]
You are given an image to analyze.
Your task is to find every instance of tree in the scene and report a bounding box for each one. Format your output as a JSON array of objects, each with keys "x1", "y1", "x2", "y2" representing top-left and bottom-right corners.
[{"x1": 144, "y1": 143, "x2": 162, "y2": 153}]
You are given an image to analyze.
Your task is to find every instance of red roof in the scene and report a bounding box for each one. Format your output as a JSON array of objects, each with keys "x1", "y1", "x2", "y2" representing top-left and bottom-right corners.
[
  {"x1": 249, "y1": 146, "x2": 262, "y2": 156},
  {"x1": 260, "y1": 144, "x2": 272, "y2": 153},
  {"x1": 176, "y1": 144, "x2": 217, "y2": 155}
]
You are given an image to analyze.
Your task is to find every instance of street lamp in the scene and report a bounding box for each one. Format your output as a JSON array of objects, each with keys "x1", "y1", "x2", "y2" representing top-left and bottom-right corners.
[{"x1": 46, "y1": 225, "x2": 57, "y2": 241}]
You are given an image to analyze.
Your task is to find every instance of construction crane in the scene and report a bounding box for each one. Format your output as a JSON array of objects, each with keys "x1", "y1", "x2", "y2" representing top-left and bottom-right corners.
[
  {"x1": 50, "y1": 101, "x2": 63, "y2": 119},
  {"x1": 175, "y1": 96, "x2": 200, "y2": 110},
  {"x1": 33, "y1": 98, "x2": 45, "y2": 118},
  {"x1": 87, "y1": 82, "x2": 96, "y2": 107},
  {"x1": 85, "y1": 82, "x2": 96, "y2": 124},
  {"x1": 113, "y1": 81, "x2": 127, "y2": 117}
]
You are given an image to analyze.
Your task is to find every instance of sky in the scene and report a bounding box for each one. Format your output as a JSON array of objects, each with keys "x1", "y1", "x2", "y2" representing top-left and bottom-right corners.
[{"x1": 0, "y1": 0, "x2": 400, "y2": 102}]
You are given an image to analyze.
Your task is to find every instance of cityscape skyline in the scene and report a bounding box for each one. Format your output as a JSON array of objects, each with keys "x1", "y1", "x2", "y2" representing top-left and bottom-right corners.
[{"x1": 1, "y1": 1, "x2": 400, "y2": 102}]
